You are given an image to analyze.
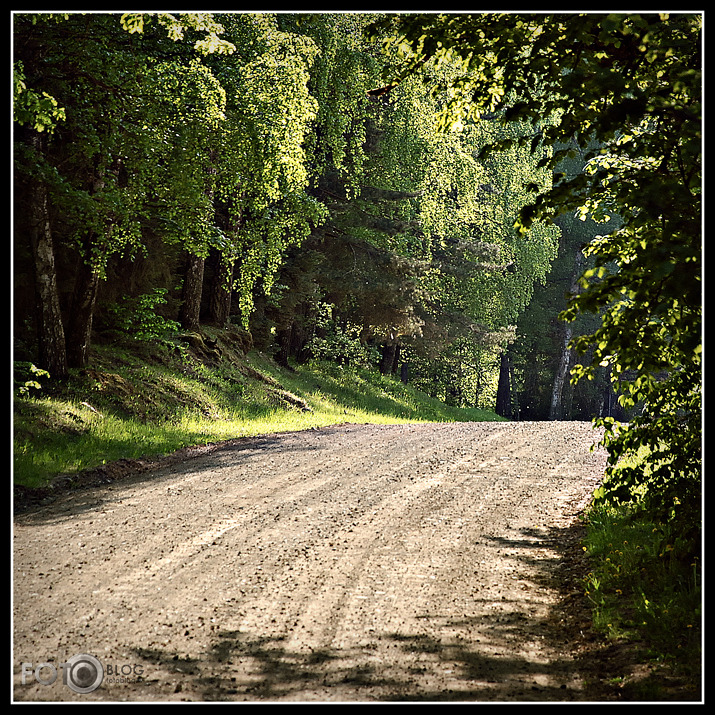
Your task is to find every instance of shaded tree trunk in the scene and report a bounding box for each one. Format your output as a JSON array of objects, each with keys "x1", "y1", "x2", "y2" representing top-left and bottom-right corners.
[
  {"x1": 66, "y1": 251, "x2": 101, "y2": 368},
  {"x1": 400, "y1": 362, "x2": 409, "y2": 384},
  {"x1": 392, "y1": 344, "x2": 401, "y2": 374},
  {"x1": 275, "y1": 324, "x2": 293, "y2": 368},
  {"x1": 182, "y1": 154, "x2": 217, "y2": 332},
  {"x1": 179, "y1": 252, "x2": 205, "y2": 331},
  {"x1": 599, "y1": 367, "x2": 627, "y2": 420},
  {"x1": 65, "y1": 159, "x2": 113, "y2": 369},
  {"x1": 208, "y1": 196, "x2": 240, "y2": 329},
  {"x1": 549, "y1": 247, "x2": 585, "y2": 420},
  {"x1": 26, "y1": 131, "x2": 68, "y2": 377},
  {"x1": 207, "y1": 251, "x2": 233, "y2": 328},
  {"x1": 495, "y1": 351, "x2": 512, "y2": 418},
  {"x1": 380, "y1": 342, "x2": 398, "y2": 375},
  {"x1": 549, "y1": 322, "x2": 573, "y2": 420}
]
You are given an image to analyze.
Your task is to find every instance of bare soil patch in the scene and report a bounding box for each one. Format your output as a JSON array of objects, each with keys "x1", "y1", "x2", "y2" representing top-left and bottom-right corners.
[{"x1": 12, "y1": 421, "x2": 679, "y2": 702}]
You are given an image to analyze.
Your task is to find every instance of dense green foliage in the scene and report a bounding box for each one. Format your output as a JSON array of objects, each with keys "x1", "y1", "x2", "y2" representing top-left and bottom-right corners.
[
  {"x1": 13, "y1": 11, "x2": 561, "y2": 415},
  {"x1": 14, "y1": 13, "x2": 702, "y2": 550},
  {"x1": 369, "y1": 12, "x2": 701, "y2": 549}
]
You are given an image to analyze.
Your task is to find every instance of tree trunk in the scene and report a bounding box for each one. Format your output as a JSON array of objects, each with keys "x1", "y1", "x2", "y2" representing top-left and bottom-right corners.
[
  {"x1": 208, "y1": 251, "x2": 233, "y2": 328},
  {"x1": 549, "y1": 245, "x2": 585, "y2": 420},
  {"x1": 66, "y1": 254, "x2": 101, "y2": 368},
  {"x1": 599, "y1": 368, "x2": 626, "y2": 420},
  {"x1": 275, "y1": 324, "x2": 292, "y2": 368},
  {"x1": 26, "y1": 131, "x2": 68, "y2": 378},
  {"x1": 391, "y1": 344, "x2": 401, "y2": 374},
  {"x1": 65, "y1": 159, "x2": 113, "y2": 369},
  {"x1": 179, "y1": 252, "x2": 205, "y2": 331},
  {"x1": 495, "y1": 352, "x2": 512, "y2": 418},
  {"x1": 549, "y1": 322, "x2": 573, "y2": 420},
  {"x1": 400, "y1": 362, "x2": 409, "y2": 384},
  {"x1": 380, "y1": 342, "x2": 397, "y2": 375},
  {"x1": 208, "y1": 203, "x2": 240, "y2": 328}
]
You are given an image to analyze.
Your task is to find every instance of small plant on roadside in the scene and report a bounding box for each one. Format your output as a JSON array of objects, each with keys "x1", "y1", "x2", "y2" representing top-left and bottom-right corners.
[{"x1": 582, "y1": 500, "x2": 701, "y2": 672}]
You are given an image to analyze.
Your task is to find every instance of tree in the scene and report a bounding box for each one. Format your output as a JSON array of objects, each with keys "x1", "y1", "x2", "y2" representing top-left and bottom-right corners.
[
  {"x1": 393, "y1": 88, "x2": 559, "y2": 405},
  {"x1": 370, "y1": 13, "x2": 702, "y2": 542},
  {"x1": 16, "y1": 126, "x2": 68, "y2": 378},
  {"x1": 506, "y1": 140, "x2": 613, "y2": 421},
  {"x1": 14, "y1": 12, "x2": 325, "y2": 361},
  {"x1": 206, "y1": 13, "x2": 326, "y2": 328},
  {"x1": 13, "y1": 13, "x2": 234, "y2": 367},
  {"x1": 14, "y1": 30, "x2": 68, "y2": 377},
  {"x1": 248, "y1": 17, "x2": 561, "y2": 401}
]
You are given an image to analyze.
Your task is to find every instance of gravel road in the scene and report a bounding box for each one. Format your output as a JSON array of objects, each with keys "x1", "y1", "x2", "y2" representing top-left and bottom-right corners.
[{"x1": 13, "y1": 420, "x2": 609, "y2": 702}]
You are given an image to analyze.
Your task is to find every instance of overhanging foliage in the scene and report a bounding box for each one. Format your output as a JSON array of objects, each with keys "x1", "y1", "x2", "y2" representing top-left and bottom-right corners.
[{"x1": 368, "y1": 12, "x2": 701, "y2": 540}]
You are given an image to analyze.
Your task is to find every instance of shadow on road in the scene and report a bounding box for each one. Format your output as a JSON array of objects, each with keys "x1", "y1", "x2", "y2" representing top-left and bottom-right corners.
[{"x1": 123, "y1": 520, "x2": 698, "y2": 703}]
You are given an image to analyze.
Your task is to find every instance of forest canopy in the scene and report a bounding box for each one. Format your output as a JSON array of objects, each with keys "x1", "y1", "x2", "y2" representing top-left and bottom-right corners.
[
  {"x1": 13, "y1": 12, "x2": 701, "y2": 542},
  {"x1": 13, "y1": 12, "x2": 558, "y2": 400}
]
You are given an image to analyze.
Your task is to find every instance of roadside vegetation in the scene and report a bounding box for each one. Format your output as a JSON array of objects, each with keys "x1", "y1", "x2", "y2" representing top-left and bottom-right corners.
[
  {"x1": 580, "y1": 446, "x2": 702, "y2": 698},
  {"x1": 12, "y1": 330, "x2": 701, "y2": 697},
  {"x1": 13, "y1": 329, "x2": 503, "y2": 490}
]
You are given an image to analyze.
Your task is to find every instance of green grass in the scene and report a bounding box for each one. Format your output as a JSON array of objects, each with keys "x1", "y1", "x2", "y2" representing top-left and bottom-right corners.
[
  {"x1": 13, "y1": 333, "x2": 505, "y2": 489},
  {"x1": 581, "y1": 495, "x2": 701, "y2": 696},
  {"x1": 266, "y1": 358, "x2": 501, "y2": 425}
]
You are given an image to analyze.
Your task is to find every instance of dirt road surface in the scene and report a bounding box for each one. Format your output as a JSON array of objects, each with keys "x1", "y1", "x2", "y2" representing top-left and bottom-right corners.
[{"x1": 14, "y1": 421, "x2": 612, "y2": 702}]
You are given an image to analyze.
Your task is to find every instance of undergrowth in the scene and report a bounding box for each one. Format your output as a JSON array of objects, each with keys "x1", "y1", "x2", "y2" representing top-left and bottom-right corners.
[{"x1": 581, "y1": 446, "x2": 702, "y2": 698}]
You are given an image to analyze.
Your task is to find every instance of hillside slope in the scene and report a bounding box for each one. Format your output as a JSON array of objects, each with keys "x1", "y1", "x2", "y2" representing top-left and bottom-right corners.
[{"x1": 13, "y1": 327, "x2": 504, "y2": 494}]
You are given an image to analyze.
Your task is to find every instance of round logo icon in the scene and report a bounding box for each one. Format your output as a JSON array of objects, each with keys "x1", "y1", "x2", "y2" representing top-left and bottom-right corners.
[{"x1": 64, "y1": 653, "x2": 104, "y2": 693}]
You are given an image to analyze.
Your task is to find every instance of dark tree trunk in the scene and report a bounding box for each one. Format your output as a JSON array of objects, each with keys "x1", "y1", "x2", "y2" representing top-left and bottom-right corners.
[
  {"x1": 400, "y1": 362, "x2": 409, "y2": 384},
  {"x1": 66, "y1": 254, "x2": 101, "y2": 368},
  {"x1": 391, "y1": 344, "x2": 401, "y2": 374},
  {"x1": 65, "y1": 158, "x2": 113, "y2": 369},
  {"x1": 380, "y1": 342, "x2": 397, "y2": 375},
  {"x1": 179, "y1": 252, "x2": 205, "y2": 331},
  {"x1": 495, "y1": 352, "x2": 512, "y2": 418},
  {"x1": 208, "y1": 251, "x2": 233, "y2": 328},
  {"x1": 275, "y1": 324, "x2": 292, "y2": 368},
  {"x1": 208, "y1": 204, "x2": 241, "y2": 328},
  {"x1": 26, "y1": 131, "x2": 68, "y2": 377},
  {"x1": 549, "y1": 322, "x2": 573, "y2": 420}
]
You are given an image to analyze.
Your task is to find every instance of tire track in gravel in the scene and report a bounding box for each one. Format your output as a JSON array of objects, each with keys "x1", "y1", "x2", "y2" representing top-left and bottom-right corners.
[{"x1": 13, "y1": 421, "x2": 607, "y2": 702}]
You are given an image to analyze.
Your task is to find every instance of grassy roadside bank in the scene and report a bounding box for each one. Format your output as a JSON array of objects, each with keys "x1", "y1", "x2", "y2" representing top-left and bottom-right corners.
[
  {"x1": 578, "y1": 440, "x2": 702, "y2": 701},
  {"x1": 13, "y1": 328, "x2": 504, "y2": 490}
]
